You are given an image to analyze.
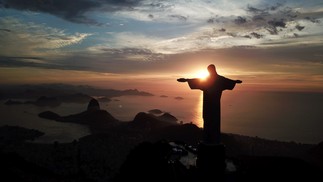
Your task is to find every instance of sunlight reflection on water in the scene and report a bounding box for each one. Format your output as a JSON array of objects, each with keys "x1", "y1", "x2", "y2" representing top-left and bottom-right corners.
[{"x1": 195, "y1": 93, "x2": 203, "y2": 128}]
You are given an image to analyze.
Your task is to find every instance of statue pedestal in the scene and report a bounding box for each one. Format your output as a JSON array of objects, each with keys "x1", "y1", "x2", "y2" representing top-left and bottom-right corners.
[{"x1": 196, "y1": 142, "x2": 226, "y2": 181}]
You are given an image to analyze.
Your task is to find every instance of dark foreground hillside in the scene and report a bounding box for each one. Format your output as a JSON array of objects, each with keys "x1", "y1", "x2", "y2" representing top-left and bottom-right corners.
[{"x1": 1, "y1": 124, "x2": 322, "y2": 182}]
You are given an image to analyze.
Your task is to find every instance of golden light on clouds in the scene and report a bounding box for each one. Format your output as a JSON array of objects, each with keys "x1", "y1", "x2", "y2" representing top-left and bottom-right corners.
[{"x1": 0, "y1": 67, "x2": 120, "y2": 85}]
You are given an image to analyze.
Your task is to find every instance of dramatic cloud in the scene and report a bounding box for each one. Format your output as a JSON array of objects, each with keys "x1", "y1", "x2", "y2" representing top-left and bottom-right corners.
[
  {"x1": 250, "y1": 32, "x2": 263, "y2": 39},
  {"x1": 295, "y1": 25, "x2": 305, "y2": 31},
  {"x1": 0, "y1": 56, "x2": 70, "y2": 70},
  {"x1": 0, "y1": 0, "x2": 322, "y2": 91},
  {"x1": 0, "y1": 0, "x2": 143, "y2": 24},
  {"x1": 0, "y1": 17, "x2": 91, "y2": 56},
  {"x1": 169, "y1": 14, "x2": 187, "y2": 22},
  {"x1": 234, "y1": 16, "x2": 247, "y2": 25}
]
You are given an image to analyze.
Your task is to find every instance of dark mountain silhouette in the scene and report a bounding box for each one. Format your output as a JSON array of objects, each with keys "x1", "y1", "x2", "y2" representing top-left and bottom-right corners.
[
  {"x1": 148, "y1": 109, "x2": 163, "y2": 115},
  {"x1": 158, "y1": 112, "x2": 178, "y2": 123},
  {"x1": 146, "y1": 109, "x2": 178, "y2": 124},
  {"x1": 0, "y1": 84, "x2": 153, "y2": 101},
  {"x1": 38, "y1": 99, "x2": 179, "y2": 133},
  {"x1": 174, "y1": 96, "x2": 184, "y2": 100},
  {"x1": 130, "y1": 112, "x2": 178, "y2": 129},
  {"x1": 39, "y1": 98, "x2": 118, "y2": 133},
  {"x1": 39, "y1": 109, "x2": 118, "y2": 133},
  {"x1": 4, "y1": 93, "x2": 92, "y2": 107},
  {"x1": 29, "y1": 96, "x2": 61, "y2": 107},
  {"x1": 87, "y1": 98, "x2": 100, "y2": 111},
  {"x1": 132, "y1": 112, "x2": 165, "y2": 126},
  {"x1": 38, "y1": 111, "x2": 61, "y2": 120},
  {"x1": 63, "y1": 110, "x2": 118, "y2": 125},
  {"x1": 39, "y1": 108, "x2": 119, "y2": 124}
]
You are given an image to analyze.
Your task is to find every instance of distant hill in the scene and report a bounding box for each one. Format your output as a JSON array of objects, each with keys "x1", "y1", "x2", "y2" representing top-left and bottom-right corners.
[
  {"x1": 39, "y1": 98, "x2": 119, "y2": 133},
  {"x1": 0, "y1": 84, "x2": 154, "y2": 103},
  {"x1": 38, "y1": 98, "x2": 179, "y2": 133},
  {"x1": 148, "y1": 109, "x2": 164, "y2": 115},
  {"x1": 158, "y1": 112, "x2": 178, "y2": 123},
  {"x1": 5, "y1": 94, "x2": 92, "y2": 107},
  {"x1": 130, "y1": 112, "x2": 177, "y2": 130}
]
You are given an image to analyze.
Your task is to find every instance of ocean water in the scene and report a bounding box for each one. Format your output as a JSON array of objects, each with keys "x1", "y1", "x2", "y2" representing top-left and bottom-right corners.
[
  {"x1": 220, "y1": 91, "x2": 323, "y2": 144},
  {"x1": 102, "y1": 93, "x2": 202, "y2": 124},
  {"x1": 103, "y1": 91, "x2": 323, "y2": 144},
  {"x1": 1, "y1": 91, "x2": 322, "y2": 144},
  {"x1": 0, "y1": 102, "x2": 90, "y2": 143}
]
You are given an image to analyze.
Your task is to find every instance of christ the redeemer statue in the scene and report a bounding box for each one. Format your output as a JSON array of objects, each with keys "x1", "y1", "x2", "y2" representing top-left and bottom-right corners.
[{"x1": 177, "y1": 64, "x2": 242, "y2": 144}]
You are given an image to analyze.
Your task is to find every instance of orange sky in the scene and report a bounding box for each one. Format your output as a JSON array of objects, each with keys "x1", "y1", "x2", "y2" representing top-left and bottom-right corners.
[{"x1": 1, "y1": 46, "x2": 322, "y2": 94}]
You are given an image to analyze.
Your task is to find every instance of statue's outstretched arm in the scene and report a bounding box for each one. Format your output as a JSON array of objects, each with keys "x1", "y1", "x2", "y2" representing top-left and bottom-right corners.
[
  {"x1": 177, "y1": 78, "x2": 198, "y2": 82},
  {"x1": 177, "y1": 78, "x2": 188, "y2": 82},
  {"x1": 235, "y1": 80, "x2": 242, "y2": 84}
]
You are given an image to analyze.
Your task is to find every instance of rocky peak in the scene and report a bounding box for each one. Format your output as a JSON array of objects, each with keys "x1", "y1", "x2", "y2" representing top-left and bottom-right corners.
[{"x1": 87, "y1": 98, "x2": 100, "y2": 111}]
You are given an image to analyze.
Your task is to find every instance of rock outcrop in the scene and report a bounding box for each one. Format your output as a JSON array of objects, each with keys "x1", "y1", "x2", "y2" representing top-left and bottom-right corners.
[{"x1": 87, "y1": 98, "x2": 100, "y2": 111}]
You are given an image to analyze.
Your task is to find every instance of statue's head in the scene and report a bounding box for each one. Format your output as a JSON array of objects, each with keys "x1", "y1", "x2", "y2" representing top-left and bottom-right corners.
[{"x1": 207, "y1": 64, "x2": 217, "y2": 76}]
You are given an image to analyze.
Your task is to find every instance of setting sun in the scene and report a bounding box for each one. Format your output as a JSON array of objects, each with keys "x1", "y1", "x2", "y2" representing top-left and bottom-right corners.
[{"x1": 195, "y1": 70, "x2": 209, "y2": 80}]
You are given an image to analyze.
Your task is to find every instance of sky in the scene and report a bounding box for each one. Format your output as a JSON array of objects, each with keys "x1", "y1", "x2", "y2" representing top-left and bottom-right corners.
[{"x1": 0, "y1": 0, "x2": 323, "y2": 92}]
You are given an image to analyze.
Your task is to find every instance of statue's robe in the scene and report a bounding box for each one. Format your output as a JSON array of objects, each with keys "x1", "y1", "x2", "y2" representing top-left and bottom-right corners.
[{"x1": 187, "y1": 75, "x2": 237, "y2": 144}]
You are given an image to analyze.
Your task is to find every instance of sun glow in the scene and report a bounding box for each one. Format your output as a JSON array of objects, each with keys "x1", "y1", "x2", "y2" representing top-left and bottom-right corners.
[{"x1": 195, "y1": 70, "x2": 209, "y2": 80}]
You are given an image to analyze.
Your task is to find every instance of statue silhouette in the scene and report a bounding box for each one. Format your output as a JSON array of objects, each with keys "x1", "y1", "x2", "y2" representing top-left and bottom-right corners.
[{"x1": 178, "y1": 64, "x2": 242, "y2": 144}]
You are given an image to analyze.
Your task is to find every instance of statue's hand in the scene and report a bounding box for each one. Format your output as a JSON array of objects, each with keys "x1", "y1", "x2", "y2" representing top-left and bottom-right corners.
[
  {"x1": 236, "y1": 80, "x2": 242, "y2": 84},
  {"x1": 177, "y1": 78, "x2": 188, "y2": 82}
]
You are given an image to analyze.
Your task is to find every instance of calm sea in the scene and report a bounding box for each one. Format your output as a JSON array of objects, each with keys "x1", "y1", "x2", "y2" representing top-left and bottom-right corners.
[{"x1": 1, "y1": 91, "x2": 322, "y2": 144}]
